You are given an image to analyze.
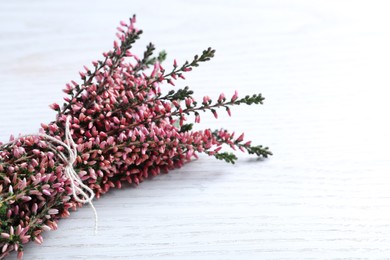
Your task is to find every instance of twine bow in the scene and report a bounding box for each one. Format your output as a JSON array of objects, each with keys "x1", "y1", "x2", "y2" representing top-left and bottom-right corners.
[{"x1": 1, "y1": 116, "x2": 98, "y2": 233}]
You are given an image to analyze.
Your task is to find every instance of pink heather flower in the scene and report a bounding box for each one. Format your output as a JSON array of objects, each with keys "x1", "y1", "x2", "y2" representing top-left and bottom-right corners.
[
  {"x1": 195, "y1": 114, "x2": 201, "y2": 123},
  {"x1": 41, "y1": 225, "x2": 51, "y2": 232},
  {"x1": 172, "y1": 100, "x2": 180, "y2": 108},
  {"x1": 167, "y1": 79, "x2": 175, "y2": 86},
  {"x1": 236, "y1": 133, "x2": 244, "y2": 142},
  {"x1": 20, "y1": 235, "x2": 30, "y2": 244},
  {"x1": 226, "y1": 107, "x2": 231, "y2": 117},
  {"x1": 113, "y1": 116, "x2": 120, "y2": 124},
  {"x1": 2, "y1": 244, "x2": 8, "y2": 253},
  {"x1": 185, "y1": 98, "x2": 193, "y2": 108},
  {"x1": 48, "y1": 209, "x2": 59, "y2": 215},
  {"x1": 31, "y1": 158, "x2": 39, "y2": 167},
  {"x1": 151, "y1": 63, "x2": 159, "y2": 78},
  {"x1": 231, "y1": 90, "x2": 238, "y2": 102},
  {"x1": 133, "y1": 54, "x2": 140, "y2": 62},
  {"x1": 218, "y1": 93, "x2": 225, "y2": 102},
  {"x1": 214, "y1": 147, "x2": 222, "y2": 153},
  {"x1": 34, "y1": 236, "x2": 43, "y2": 245},
  {"x1": 49, "y1": 103, "x2": 60, "y2": 110},
  {"x1": 63, "y1": 83, "x2": 73, "y2": 94},
  {"x1": 107, "y1": 136, "x2": 115, "y2": 145},
  {"x1": 42, "y1": 189, "x2": 51, "y2": 196},
  {"x1": 203, "y1": 96, "x2": 211, "y2": 105},
  {"x1": 212, "y1": 110, "x2": 218, "y2": 119},
  {"x1": 16, "y1": 225, "x2": 22, "y2": 236},
  {"x1": 173, "y1": 59, "x2": 177, "y2": 67},
  {"x1": 113, "y1": 40, "x2": 119, "y2": 49},
  {"x1": 13, "y1": 147, "x2": 24, "y2": 157},
  {"x1": 0, "y1": 233, "x2": 10, "y2": 239},
  {"x1": 32, "y1": 203, "x2": 38, "y2": 214},
  {"x1": 71, "y1": 104, "x2": 82, "y2": 112},
  {"x1": 22, "y1": 196, "x2": 32, "y2": 202}
]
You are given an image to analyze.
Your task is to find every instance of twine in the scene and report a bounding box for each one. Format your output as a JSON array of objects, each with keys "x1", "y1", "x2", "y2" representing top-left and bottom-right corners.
[{"x1": 1, "y1": 117, "x2": 98, "y2": 234}]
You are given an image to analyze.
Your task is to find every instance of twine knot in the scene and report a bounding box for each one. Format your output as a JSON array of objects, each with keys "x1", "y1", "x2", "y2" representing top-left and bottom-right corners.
[{"x1": 1, "y1": 116, "x2": 98, "y2": 234}]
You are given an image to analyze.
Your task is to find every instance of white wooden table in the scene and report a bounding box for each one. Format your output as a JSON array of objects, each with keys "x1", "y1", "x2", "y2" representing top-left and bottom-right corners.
[{"x1": 1, "y1": 1, "x2": 390, "y2": 259}]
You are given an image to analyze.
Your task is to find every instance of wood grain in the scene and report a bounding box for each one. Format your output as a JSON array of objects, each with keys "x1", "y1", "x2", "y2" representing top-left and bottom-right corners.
[{"x1": 1, "y1": 0, "x2": 390, "y2": 259}]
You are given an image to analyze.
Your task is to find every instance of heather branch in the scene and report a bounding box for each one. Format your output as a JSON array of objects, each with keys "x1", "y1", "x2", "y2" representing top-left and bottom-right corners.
[
  {"x1": 106, "y1": 92, "x2": 265, "y2": 135},
  {"x1": 60, "y1": 16, "x2": 143, "y2": 115}
]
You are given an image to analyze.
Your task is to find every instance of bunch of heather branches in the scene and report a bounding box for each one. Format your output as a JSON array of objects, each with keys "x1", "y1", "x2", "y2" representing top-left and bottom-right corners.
[{"x1": 0, "y1": 15, "x2": 271, "y2": 259}]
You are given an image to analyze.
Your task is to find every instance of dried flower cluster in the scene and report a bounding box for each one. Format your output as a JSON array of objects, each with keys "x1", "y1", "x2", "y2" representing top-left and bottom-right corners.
[{"x1": 0, "y1": 15, "x2": 271, "y2": 259}]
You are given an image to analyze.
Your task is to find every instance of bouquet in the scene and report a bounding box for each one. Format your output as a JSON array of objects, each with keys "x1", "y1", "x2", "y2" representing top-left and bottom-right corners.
[{"x1": 0, "y1": 15, "x2": 271, "y2": 259}]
